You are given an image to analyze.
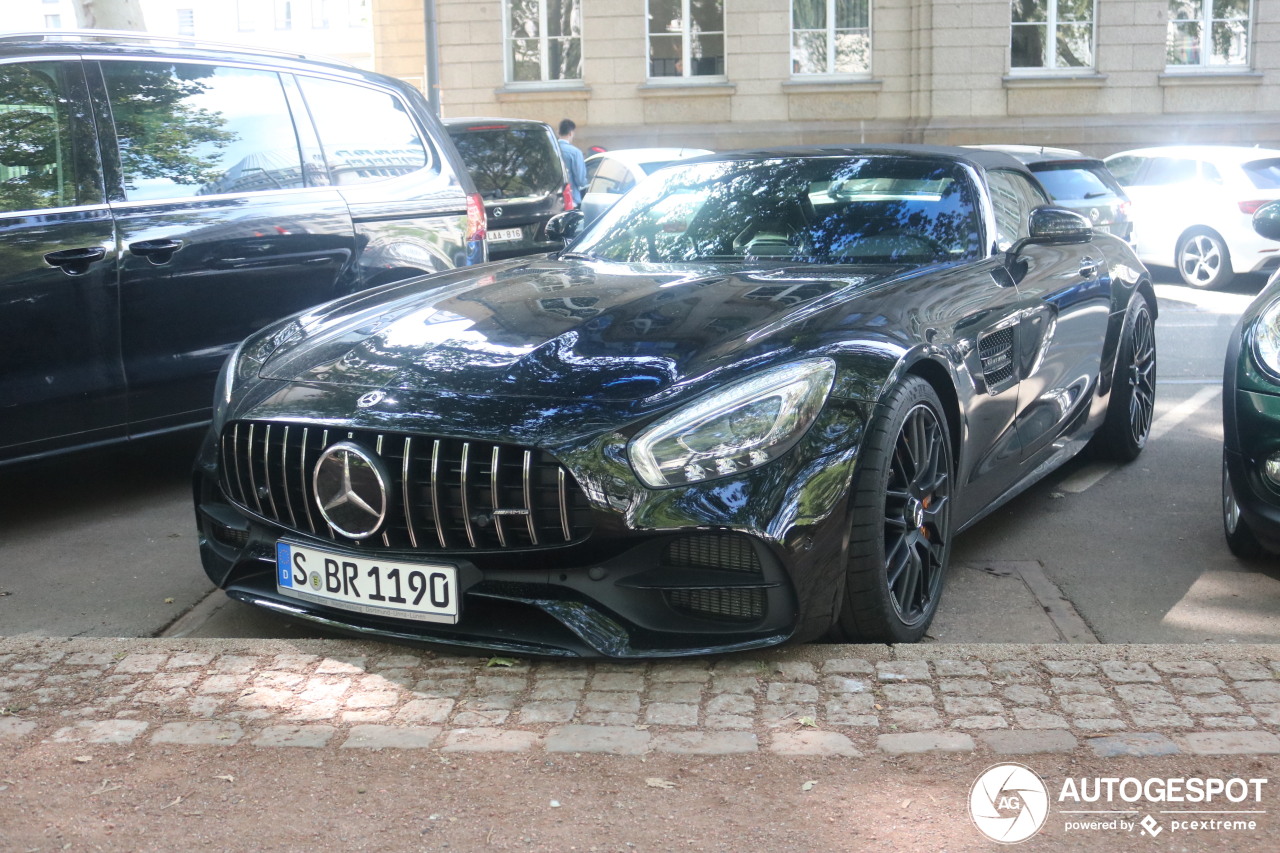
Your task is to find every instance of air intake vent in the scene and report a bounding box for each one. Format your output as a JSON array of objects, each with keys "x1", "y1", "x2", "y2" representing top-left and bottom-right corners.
[
  {"x1": 665, "y1": 588, "x2": 767, "y2": 623},
  {"x1": 978, "y1": 326, "x2": 1016, "y2": 390},
  {"x1": 218, "y1": 421, "x2": 593, "y2": 552},
  {"x1": 663, "y1": 535, "x2": 762, "y2": 573}
]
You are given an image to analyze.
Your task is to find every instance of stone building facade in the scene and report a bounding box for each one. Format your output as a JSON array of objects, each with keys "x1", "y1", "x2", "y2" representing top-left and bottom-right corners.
[{"x1": 374, "y1": 1, "x2": 1280, "y2": 157}]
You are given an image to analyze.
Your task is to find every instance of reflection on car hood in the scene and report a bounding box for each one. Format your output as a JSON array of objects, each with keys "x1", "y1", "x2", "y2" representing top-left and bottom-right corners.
[{"x1": 260, "y1": 257, "x2": 906, "y2": 401}]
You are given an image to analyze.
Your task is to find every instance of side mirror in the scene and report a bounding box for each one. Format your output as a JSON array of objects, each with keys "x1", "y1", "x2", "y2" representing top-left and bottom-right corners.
[
  {"x1": 1254, "y1": 201, "x2": 1280, "y2": 242},
  {"x1": 1026, "y1": 206, "x2": 1093, "y2": 245},
  {"x1": 545, "y1": 210, "x2": 585, "y2": 245}
]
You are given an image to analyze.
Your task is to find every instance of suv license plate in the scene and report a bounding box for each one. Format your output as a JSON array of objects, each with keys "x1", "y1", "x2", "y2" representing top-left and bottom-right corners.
[
  {"x1": 276, "y1": 541, "x2": 459, "y2": 624},
  {"x1": 488, "y1": 227, "x2": 523, "y2": 243}
]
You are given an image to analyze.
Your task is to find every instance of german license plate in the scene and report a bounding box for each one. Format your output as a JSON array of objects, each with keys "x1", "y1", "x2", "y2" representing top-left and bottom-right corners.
[
  {"x1": 275, "y1": 541, "x2": 459, "y2": 624},
  {"x1": 488, "y1": 227, "x2": 523, "y2": 243}
]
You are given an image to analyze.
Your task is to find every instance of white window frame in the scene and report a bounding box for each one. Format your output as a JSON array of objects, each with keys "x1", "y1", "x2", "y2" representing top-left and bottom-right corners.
[
  {"x1": 1009, "y1": 0, "x2": 1097, "y2": 74},
  {"x1": 503, "y1": 0, "x2": 583, "y2": 85},
  {"x1": 789, "y1": 0, "x2": 872, "y2": 78},
  {"x1": 1166, "y1": 0, "x2": 1253, "y2": 70},
  {"x1": 647, "y1": 0, "x2": 727, "y2": 82}
]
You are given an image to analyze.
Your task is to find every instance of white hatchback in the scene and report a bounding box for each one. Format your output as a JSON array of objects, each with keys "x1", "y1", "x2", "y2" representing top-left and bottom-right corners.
[
  {"x1": 1104, "y1": 145, "x2": 1280, "y2": 288},
  {"x1": 581, "y1": 147, "x2": 712, "y2": 224}
]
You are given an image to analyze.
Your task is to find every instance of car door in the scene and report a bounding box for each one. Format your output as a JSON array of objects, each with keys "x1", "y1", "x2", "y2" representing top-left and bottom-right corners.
[
  {"x1": 987, "y1": 169, "x2": 1111, "y2": 462},
  {"x1": 0, "y1": 58, "x2": 125, "y2": 462},
  {"x1": 581, "y1": 158, "x2": 636, "y2": 224},
  {"x1": 89, "y1": 57, "x2": 357, "y2": 431}
]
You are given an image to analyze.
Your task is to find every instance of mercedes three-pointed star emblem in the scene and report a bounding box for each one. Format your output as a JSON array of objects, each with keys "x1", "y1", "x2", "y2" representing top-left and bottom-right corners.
[{"x1": 312, "y1": 441, "x2": 389, "y2": 539}]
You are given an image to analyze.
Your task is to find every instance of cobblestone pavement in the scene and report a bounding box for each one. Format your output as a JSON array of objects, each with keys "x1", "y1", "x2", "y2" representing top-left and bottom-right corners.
[{"x1": 5, "y1": 638, "x2": 1280, "y2": 761}]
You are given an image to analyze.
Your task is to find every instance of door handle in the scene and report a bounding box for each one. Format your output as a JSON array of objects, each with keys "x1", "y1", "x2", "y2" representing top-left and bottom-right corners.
[
  {"x1": 44, "y1": 246, "x2": 106, "y2": 275},
  {"x1": 129, "y1": 238, "x2": 183, "y2": 264},
  {"x1": 1079, "y1": 258, "x2": 1100, "y2": 279}
]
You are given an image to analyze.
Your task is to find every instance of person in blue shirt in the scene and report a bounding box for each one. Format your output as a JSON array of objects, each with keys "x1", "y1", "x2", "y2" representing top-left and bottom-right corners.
[{"x1": 557, "y1": 118, "x2": 588, "y2": 208}]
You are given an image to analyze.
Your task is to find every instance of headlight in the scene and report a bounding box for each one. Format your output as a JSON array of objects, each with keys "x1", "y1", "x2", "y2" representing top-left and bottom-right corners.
[
  {"x1": 629, "y1": 359, "x2": 836, "y2": 488},
  {"x1": 1255, "y1": 296, "x2": 1280, "y2": 376}
]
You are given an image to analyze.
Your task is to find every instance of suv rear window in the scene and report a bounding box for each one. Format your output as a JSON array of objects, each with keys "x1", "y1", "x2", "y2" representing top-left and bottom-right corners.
[
  {"x1": 449, "y1": 126, "x2": 563, "y2": 200},
  {"x1": 1243, "y1": 158, "x2": 1280, "y2": 190},
  {"x1": 1031, "y1": 163, "x2": 1119, "y2": 201}
]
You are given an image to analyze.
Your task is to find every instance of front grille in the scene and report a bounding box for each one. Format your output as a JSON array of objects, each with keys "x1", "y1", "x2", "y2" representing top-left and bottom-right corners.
[
  {"x1": 219, "y1": 420, "x2": 593, "y2": 552},
  {"x1": 978, "y1": 326, "x2": 1016, "y2": 390},
  {"x1": 663, "y1": 535, "x2": 762, "y2": 573},
  {"x1": 665, "y1": 588, "x2": 767, "y2": 623}
]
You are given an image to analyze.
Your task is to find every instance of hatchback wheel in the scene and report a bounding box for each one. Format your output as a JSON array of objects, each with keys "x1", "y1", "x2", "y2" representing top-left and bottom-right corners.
[
  {"x1": 1177, "y1": 229, "x2": 1234, "y2": 289},
  {"x1": 832, "y1": 376, "x2": 953, "y2": 643},
  {"x1": 1223, "y1": 453, "x2": 1264, "y2": 559}
]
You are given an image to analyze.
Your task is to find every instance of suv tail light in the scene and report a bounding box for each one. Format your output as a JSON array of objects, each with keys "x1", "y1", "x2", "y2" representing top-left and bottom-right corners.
[
  {"x1": 466, "y1": 192, "x2": 487, "y2": 242},
  {"x1": 1117, "y1": 199, "x2": 1131, "y2": 218},
  {"x1": 1240, "y1": 200, "x2": 1269, "y2": 215},
  {"x1": 562, "y1": 182, "x2": 575, "y2": 211}
]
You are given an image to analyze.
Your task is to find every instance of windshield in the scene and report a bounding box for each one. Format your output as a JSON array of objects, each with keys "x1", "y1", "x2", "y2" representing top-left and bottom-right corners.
[
  {"x1": 571, "y1": 156, "x2": 983, "y2": 265},
  {"x1": 1032, "y1": 163, "x2": 1121, "y2": 201},
  {"x1": 448, "y1": 127, "x2": 564, "y2": 200}
]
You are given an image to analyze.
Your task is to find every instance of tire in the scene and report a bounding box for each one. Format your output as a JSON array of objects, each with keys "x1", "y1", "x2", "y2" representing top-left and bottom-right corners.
[
  {"x1": 1093, "y1": 293, "x2": 1156, "y2": 463},
  {"x1": 831, "y1": 376, "x2": 954, "y2": 644},
  {"x1": 1223, "y1": 453, "x2": 1265, "y2": 559},
  {"x1": 1177, "y1": 229, "x2": 1234, "y2": 289}
]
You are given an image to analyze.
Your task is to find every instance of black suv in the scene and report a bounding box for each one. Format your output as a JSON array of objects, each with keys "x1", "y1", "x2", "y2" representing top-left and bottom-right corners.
[
  {"x1": 968, "y1": 145, "x2": 1132, "y2": 241},
  {"x1": 444, "y1": 118, "x2": 572, "y2": 260},
  {"x1": 0, "y1": 31, "x2": 486, "y2": 465}
]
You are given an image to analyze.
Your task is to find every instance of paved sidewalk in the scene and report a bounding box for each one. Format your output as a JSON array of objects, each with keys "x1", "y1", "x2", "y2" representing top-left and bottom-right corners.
[{"x1": 5, "y1": 637, "x2": 1280, "y2": 760}]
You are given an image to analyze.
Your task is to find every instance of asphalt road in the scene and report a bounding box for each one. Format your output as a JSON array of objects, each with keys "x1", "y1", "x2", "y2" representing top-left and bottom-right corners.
[{"x1": 1, "y1": 267, "x2": 1275, "y2": 646}]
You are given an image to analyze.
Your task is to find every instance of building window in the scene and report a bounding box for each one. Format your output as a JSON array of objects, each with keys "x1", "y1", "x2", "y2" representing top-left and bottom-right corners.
[
  {"x1": 312, "y1": 0, "x2": 330, "y2": 29},
  {"x1": 275, "y1": 0, "x2": 293, "y2": 31},
  {"x1": 349, "y1": 0, "x2": 370, "y2": 28},
  {"x1": 43, "y1": 14, "x2": 61, "y2": 28},
  {"x1": 1010, "y1": 0, "x2": 1095, "y2": 70},
  {"x1": 648, "y1": 0, "x2": 724, "y2": 79},
  {"x1": 237, "y1": 0, "x2": 256, "y2": 31},
  {"x1": 177, "y1": 9, "x2": 195, "y2": 36},
  {"x1": 791, "y1": 0, "x2": 870, "y2": 76},
  {"x1": 1167, "y1": 0, "x2": 1250, "y2": 68},
  {"x1": 505, "y1": 0, "x2": 582, "y2": 83}
]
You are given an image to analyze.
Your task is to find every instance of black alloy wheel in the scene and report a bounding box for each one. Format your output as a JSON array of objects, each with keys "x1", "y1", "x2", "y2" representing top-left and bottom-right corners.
[
  {"x1": 1094, "y1": 294, "x2": 1156, "y2": 463},
  {"x1": 1223, "y1": 453, "x2": 1264, "y2": 559},
  {"x1": 833, "y1": 376, "x2": 953, "y2": 643}
]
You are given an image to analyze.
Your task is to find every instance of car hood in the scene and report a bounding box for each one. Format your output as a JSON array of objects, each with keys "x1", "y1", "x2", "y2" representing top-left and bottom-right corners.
[{"x1": 259, "y1": 257, "x2": 908, "y2": 402}]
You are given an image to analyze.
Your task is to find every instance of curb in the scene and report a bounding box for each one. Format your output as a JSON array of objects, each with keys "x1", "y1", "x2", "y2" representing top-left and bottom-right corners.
[{"x1": 5, "y1": 638, "x2": 1280, "y2": 760}]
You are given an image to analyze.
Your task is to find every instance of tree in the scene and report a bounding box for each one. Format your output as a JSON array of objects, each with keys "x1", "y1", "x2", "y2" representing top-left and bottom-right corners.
[{"x1": 73, "y1": 0, "x2": 146, "y2": 31}]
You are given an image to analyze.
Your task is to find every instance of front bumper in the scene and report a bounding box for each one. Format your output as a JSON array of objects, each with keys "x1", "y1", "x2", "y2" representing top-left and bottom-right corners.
[{"x1": 193, "y1": 422, "x2": 861, "y2": 658}]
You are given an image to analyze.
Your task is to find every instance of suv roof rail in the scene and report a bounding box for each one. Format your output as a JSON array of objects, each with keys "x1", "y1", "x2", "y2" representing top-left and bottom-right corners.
[{"x1": 0, "y1": 29, "x2": 354, "y2": 67}]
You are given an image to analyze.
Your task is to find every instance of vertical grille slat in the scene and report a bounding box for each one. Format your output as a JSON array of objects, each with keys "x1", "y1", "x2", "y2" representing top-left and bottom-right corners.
[
  {"x1": 402, "y1": 437, "x2": 419, "y2": 549},
  {"x1": 219, "y1": 420, "x2": 591, "y2": 553},
  {"x1": 299, "y1": 427, "x2": 317, "y2": 535},
  {"x1": 430, "y1": 439, "x2": 447, "y2": 548},
  {"x1": 460, "y1": 442, "x2": 476, "y2": 548},
  {"x1": 280, "y1": 426, "x2": 298, "y2": 530},
  {"x1": 522, "y1": 450, "x2": 538, "y2": 546},
  {"x1": 491, "y1": 445, "x2": 507, "y2": 548},
  {"x1": 246, "y1": 423, "x2": 263, "y2": 514}
]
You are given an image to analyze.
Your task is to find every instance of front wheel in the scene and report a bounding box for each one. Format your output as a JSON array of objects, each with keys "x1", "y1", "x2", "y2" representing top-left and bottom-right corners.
[
  {"x1": 831, "y1": 376, "x2": 954, "y2": 643},
  {"x1": 1093, "y1": 293, "x2": 1156, "y2": 463},
  {"x1": 1177, "y1": 229, "x2": 1234, "y2": 289},
  {"x1": 1223, "y1": 453, "x2": 1265, "y2": 559}
]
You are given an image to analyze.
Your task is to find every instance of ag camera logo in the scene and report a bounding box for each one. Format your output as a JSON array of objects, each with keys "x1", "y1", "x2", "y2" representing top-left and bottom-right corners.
[{"x1": 970, "y1": 763, "x2": 1051, "y2": 843}]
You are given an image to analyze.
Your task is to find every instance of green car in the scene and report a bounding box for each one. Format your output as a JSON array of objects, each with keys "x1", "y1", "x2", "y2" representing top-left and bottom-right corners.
[{"x1": 1223, "y1": 202, "x2": 1280, "y2": 557}]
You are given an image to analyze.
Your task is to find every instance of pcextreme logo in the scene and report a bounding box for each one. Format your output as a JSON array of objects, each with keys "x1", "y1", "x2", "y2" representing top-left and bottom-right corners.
[{"x1": 968, "y1": 764, "x2": 1270, "y2": 843}]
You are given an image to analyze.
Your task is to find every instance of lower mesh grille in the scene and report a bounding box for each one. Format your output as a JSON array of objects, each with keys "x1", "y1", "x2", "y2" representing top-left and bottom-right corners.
[
  {"x1": 663, "y1": 534, "x2": 762, "y2": 573},
  {"x1": 665, "y1": 588, "x2": 767, "y2": 623}
]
